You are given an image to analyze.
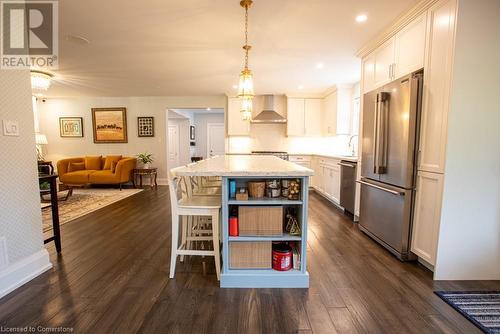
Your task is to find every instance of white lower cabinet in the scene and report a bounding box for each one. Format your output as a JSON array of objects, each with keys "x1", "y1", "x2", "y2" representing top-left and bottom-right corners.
[
  {"x1": 310, "y1": 157, "x2": 341, "y2": 205},
  {"x1": 411, "y1": 171, "x2": 444, "y2": 266}
]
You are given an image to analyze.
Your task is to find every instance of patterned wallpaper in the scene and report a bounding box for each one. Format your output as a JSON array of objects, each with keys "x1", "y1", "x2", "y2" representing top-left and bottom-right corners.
[{"x1": 0, "y1": 70, "x2": 45, "y2": 265}]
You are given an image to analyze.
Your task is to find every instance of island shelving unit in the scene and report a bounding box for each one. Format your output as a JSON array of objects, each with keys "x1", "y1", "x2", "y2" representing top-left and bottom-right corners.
[{"x1": 171, "y1": 155, "x2": 313, "y2": 288}]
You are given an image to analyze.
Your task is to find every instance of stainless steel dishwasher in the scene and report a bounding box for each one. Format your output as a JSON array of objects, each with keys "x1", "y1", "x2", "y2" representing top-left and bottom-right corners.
[{"x1": 339, "y1": 160, "x2": 357, "y2": 216}]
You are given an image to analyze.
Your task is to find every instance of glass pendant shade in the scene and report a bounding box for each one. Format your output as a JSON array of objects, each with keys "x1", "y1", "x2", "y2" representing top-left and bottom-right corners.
[
  {"x1": 240, "y1": 97, "x2": 253, "y2": 121},
  {"x1": 237, "y1": 69, "x2": 254, "y2": 98}
]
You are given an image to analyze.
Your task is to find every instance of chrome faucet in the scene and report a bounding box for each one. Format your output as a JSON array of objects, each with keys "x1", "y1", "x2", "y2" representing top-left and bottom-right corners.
[{"x1": 348, "y1": 135, "x2": 358, "y2": 156}]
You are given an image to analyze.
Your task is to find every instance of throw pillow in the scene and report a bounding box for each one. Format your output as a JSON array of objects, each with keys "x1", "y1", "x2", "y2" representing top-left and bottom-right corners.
[
  {"x1": 68, "y1": 162, "x2": 85, "y2": 172},
  {"x1": 84, "y1": 156, "x2": 102, "y2": 170},
  {"x1": 103, "y1": 155, "x2": 122, "y2": 170},
  {"x1": 111, "y1": 161, "x2": 118, "y2": 173}
]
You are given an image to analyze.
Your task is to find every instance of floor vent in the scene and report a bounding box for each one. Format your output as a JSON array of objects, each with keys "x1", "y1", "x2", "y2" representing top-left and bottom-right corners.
[{"x1": 0, "y1": 237, "x2": 8, "y2": 271}]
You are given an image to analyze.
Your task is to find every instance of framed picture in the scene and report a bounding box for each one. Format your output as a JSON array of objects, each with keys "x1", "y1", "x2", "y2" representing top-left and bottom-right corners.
[
  {"x1": 190, "y1": 125, "x2": 195, "y2": 140},
  {"x1": 137, "y1": 117, "x2": 154, "y2": 137},
  {"x1": 59, "y1": 117, "x2": 83, "y2": 137},
  {"x1": 91, "y1": 107, "x2": 127, "y2": 143}
]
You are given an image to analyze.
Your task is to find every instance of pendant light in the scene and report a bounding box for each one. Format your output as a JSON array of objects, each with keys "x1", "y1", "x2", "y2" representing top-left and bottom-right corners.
[{"x1": 237, "y1": 0, "x2": 254, "y2": 120}]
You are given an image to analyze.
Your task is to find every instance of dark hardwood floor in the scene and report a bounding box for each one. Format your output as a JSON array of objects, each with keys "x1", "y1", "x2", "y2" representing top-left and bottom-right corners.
[{"x1": 1, "y1": 187, "x2": 498, "y2": 333}]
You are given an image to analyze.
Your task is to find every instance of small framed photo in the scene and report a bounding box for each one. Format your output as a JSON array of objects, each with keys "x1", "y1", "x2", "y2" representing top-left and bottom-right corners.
[
  {"x1": 91, "y1": 107, "x2": 127, "y2": 143},
  {"x1": 59, "y1": 117, "x2": 83, "y2": 137},
  {"x1": 190, "y1": 125, "x2": 195, "y2": 140},
  {"x1": 138, "y1": 117, "x2": 154, "y2": 137}
]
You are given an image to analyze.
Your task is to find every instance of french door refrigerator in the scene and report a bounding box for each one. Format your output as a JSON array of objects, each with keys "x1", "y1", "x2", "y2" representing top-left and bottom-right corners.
[{"x1": 359, "y1": 70, "x2": 423, "y2": 261}]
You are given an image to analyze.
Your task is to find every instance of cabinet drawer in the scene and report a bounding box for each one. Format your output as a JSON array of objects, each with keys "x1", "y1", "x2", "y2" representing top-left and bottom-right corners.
[
  {"x1": 239, "y1": 206, "x2": 283, "y2": 236},
  {"x1": 229, "y1": 241, "x2": 272, "y2": 269}
]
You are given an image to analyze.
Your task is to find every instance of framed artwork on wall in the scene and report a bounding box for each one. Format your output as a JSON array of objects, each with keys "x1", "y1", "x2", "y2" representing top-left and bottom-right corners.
[
  {"x1": 190, "y1": 125, "x2": 195, "y2": 140},
  {"x1": 59, "y1": 117, "x2": 83, "y2": 137},
  {"x1": 91, "y1": 107, "x2": 128, "y2": 143},
  {"x1": 137, "y1": 117, "x2": 154, "y2": 137}
]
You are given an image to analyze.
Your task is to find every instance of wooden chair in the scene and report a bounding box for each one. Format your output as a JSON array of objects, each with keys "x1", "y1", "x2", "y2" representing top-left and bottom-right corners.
[{"x1": 168, "y1": 170, "x2": 221, "y2": 280}]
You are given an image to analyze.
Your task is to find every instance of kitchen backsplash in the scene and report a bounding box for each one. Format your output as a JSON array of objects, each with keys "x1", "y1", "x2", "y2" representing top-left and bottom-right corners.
[{"x1": 228, "y1": 123, "x2": 357, "y2": 156}]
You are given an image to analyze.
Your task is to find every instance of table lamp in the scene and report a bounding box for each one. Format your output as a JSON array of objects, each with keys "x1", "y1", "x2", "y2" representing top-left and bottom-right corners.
[{"x1": 35, "y1": 133, "x2": 48, "y2": 161}]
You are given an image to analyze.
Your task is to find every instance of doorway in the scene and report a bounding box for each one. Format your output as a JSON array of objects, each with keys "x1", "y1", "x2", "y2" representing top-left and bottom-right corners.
[{"x1": 207, "y1": 123, "x2": 225, "y2": 157}]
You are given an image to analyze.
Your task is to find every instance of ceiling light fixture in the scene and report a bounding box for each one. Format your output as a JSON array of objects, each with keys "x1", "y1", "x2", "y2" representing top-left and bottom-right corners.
[
  {"x1": 316, "y1": 63, "x2": 324, "y2": 69},
  {"x1": 237, "y1": 0, "x2": 254, "y2": 120},
  {"x1": 240, "y1": 97, "x2": 253, "y2": 121},
  {"x1": 298, "y1": 85, "x2": 304, "y2": 90},
  {"x1": 355, "y1": 14, "x2": 368, "y2": 23},
  {"x1": 30, "y1": 70, "x2": 54, "y2": 91}
]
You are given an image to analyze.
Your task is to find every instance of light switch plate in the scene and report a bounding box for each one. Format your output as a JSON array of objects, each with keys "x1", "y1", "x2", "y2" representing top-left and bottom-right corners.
[{"x1": 3, "y1": 120, "x2": 19, "y2": 136}]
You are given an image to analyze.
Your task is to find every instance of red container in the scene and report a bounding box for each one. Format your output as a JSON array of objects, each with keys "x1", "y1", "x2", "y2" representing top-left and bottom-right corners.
[
  {"x1": 229, "y1": 217, "x2": 239, "y2": 236},
  {"x1": 272, "y1": 243, "x2": 292, "y2": 271}
]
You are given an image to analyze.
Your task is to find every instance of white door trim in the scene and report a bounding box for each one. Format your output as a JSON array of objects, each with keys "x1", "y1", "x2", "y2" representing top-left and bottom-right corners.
[{"x1": 206, "y1": 123, "x2": 225, "y2": 158}]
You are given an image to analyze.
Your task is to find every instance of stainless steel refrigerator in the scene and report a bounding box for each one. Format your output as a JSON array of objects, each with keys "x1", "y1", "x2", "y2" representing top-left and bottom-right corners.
[{"x1": 359, "y1": 70, "x2": 423, "y2": 261}]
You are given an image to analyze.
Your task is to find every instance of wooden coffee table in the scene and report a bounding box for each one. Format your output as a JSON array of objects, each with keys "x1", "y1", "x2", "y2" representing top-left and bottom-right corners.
[{"x1": 133, "y1": 168, "x2": 158, "y2": 189}]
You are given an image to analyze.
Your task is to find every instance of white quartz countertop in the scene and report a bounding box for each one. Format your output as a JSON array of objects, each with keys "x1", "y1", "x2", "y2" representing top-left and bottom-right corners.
[
  {"x1": 171, "y1": 155, "x2": 313, "y2": 177},
  {"x1": 289, "y1": 153, "x2": 359, "y2": 162}
]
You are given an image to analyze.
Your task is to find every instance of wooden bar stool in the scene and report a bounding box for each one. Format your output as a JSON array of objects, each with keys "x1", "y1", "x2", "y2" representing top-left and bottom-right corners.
[{"x1": 168, "y1": 171, "x2": 221, "y2": 280}]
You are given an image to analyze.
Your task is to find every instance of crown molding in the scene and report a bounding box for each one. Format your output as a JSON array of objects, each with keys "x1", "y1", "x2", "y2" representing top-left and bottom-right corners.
[{"x1": 356, "y1": 0, "x2": 439, "y2": 58}]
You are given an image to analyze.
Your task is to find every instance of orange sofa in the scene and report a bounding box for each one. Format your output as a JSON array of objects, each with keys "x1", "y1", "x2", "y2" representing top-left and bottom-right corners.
[{"x1": 57, "y1": 156, "x2": 137, "y2": 189}]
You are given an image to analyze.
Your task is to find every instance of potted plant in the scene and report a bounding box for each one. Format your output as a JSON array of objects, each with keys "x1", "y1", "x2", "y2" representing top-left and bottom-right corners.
[{"x1": 137, "y1": 152, "x2": 153, "y2": 169}]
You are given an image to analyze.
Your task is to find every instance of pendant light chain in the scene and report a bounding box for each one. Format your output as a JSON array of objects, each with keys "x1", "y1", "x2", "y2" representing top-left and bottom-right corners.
[{"x1": 244, "y1": 5, "x2": 249, "y2": 70}]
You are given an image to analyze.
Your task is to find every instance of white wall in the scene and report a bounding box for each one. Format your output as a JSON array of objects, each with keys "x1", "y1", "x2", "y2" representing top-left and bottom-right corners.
[
  {"x1": 434, "y1": 0, "x2": 500, "y2": 280},
  {"x1": 37, "y1": 96, "x2": 225, "y2": 182},
  {"x1": 0, "y1": 70, "x2": 52, "y2": 298},
  {"x1": 192, "y1": 113, "x2": 225, "y2": 158}
]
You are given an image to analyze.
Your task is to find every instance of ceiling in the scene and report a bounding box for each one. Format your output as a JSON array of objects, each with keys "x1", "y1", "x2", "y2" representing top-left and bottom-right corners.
[{"x1": 48, "y1": 0, "x2": 420, "y2": 97}]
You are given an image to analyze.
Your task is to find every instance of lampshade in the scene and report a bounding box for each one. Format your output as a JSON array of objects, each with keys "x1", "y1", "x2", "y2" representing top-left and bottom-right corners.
[
  {"x1": 237, "y1": 69, "x2": 254, "y2": 98},
  {"x1": 240, "y1": 97, "x2": 253, "y2": 121},
  {"x1": 35, "y1": 133, "x2": 48, "y2": 145},
  {"x1": 30, "y1": 70, "x2": 53, "y2": 91}
]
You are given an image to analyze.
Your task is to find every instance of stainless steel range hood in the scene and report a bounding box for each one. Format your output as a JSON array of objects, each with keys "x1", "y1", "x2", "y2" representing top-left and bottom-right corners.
[{"x1": 251, "y1": 95, "x2": 287, "y2": 123}]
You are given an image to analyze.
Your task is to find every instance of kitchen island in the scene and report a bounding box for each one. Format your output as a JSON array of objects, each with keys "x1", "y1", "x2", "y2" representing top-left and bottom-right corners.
[{"x1": 172, "y1": 155, "x2": 313, "y2": 288}]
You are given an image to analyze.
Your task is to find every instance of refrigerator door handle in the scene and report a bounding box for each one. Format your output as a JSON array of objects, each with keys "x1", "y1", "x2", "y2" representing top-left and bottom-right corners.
[
  {"x1": 378, "y1": 92, "x2": 389, "y2": 174},
  {"x1": 357, "y1": 180, "x2": 405, "y2": 196},
  {"x1": 373, "y1": 93, "x2": 380, "y2": 174}
]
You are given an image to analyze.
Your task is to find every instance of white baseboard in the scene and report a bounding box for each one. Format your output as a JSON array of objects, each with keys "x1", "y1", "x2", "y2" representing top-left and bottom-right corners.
[
  {"x1": 0, "y1": 249, "x2": 52, "y2": 299},
  {"x1": 157, "y1": 178, "x2": 168, "y2": 185}
]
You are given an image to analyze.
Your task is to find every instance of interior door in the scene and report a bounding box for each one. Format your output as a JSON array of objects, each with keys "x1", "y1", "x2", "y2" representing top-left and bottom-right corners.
[
  {"x1": 207, "y1": 123, "x2": 225, "y2": 158},
  {"x1": 167, "y1": 124, "x2": 179, "y2": 168}
]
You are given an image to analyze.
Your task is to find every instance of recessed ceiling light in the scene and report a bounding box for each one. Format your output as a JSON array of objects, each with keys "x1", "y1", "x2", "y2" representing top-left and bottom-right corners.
[
  {"x1": 316, "y1": 63, "x2": 324, "y2": 69},
  {"x1": 206, "y1": 107, "x2": 211, "y2": 111},
  {"x1": 355, "y1": 14, "x2": 368, "y2": 23},
  {"x1": 298, "y1": 85, "x2": 304, "y2": 90},
  {"x1": 232, "y1": 84, "x2": 238, "y2": 89}
]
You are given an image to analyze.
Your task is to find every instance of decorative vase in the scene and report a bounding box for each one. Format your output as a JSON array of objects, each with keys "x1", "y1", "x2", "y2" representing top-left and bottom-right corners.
[{"x1": 143, "y1": 163, "x2": 150, "y2": 169}]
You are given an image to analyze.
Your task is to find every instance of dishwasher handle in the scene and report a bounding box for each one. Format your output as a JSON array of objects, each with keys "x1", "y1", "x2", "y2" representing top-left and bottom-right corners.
[{"x1": 338, "y1": 162, "x2": 356, "y2": 168}]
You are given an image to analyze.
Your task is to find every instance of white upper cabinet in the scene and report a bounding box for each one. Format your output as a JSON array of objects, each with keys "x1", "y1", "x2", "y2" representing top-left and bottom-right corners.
[
  {"x1": 322, "y1": 87, "x2": 354, "y2": 136},
  {"x1": 286, "y1": 98, "x2": 305, "y2": 136},
  {"x1": 394, "y1": 13, "x2": 427, "y2": 78},
  {"x1": 227, "y1": 97, "x2": 250, "y2": 136},
  {"x1": 286, "y1": 97, "x2": 321, "y2": 136},
  {"x1": 362, "y1": 54, "x2": 376, "y2": 93},
  {"x1": 374, "y1": 38, "x2": 396, "y2": 88},
  {"x1": 362, "y1": 12, "x2": 426, "y2": 92},
  {"x1": 304, "y1": 99, "x2": 322, "y2": 136},
  {"x1": 418, "y1": 0, "x2": 456, "y2": 173},
  {"x1": 321, "y1": 91, "x2": 337, "y2": 135},
  {"x1": 411, "y1": 171, "x2": 444, "y2": 265}
]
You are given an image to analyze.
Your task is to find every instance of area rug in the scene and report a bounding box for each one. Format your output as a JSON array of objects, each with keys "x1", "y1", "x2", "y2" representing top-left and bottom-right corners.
[
  {"x1": 42, "y1": 188, "x2": 143, "y2": 232},
  {"x1": 435, "y1": 291, "x2": 500, "y2": 333}
]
